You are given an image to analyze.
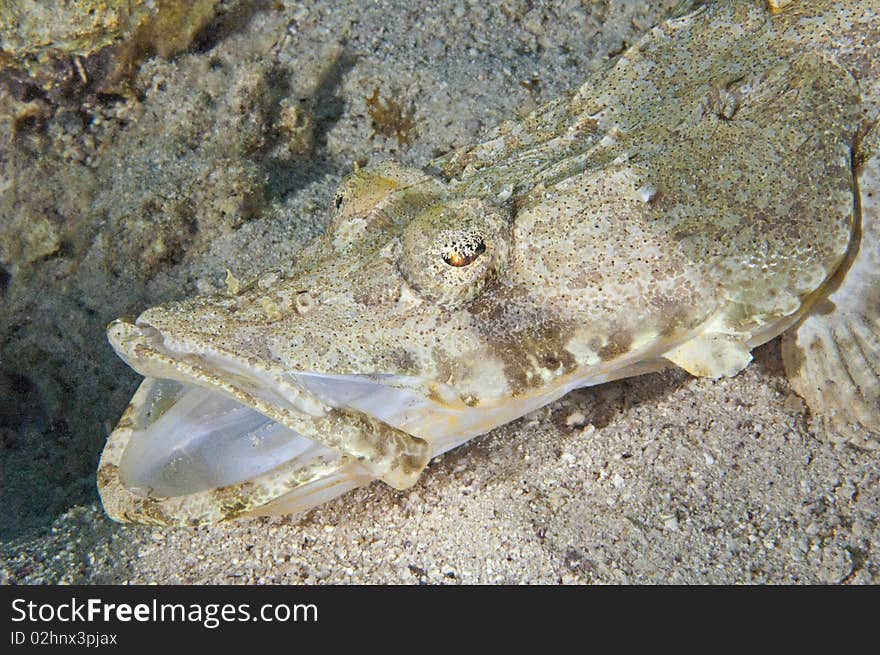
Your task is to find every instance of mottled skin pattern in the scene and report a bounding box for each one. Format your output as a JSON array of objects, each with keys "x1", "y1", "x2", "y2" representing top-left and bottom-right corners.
[{"x1": 98, "y1": 0, "x2": 880, "y2": 525}]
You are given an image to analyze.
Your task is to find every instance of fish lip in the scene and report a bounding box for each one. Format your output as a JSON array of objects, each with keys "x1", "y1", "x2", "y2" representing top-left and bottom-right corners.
[{"x1": 108, "y1": 316, "x2": 330, "y2": 420}]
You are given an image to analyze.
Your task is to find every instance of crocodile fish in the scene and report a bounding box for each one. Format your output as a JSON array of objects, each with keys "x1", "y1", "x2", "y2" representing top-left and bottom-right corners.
[{"x1": 98, "y1": 0, "x2": 880, "y2": 526}]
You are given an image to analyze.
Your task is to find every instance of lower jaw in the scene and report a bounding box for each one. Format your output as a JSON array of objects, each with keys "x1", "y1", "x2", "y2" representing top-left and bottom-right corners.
[{"x1": 98, "y1": 354, "x2": 659, "y2": 525}]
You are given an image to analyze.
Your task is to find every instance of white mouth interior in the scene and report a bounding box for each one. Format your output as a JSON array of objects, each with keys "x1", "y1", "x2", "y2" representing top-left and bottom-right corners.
[
  {"x1": 290, "y1": 372, "x2": 438, "y2": 428},
  {"x1": 118, "y1": 372, "x2": 450, "y2": 499},
  {"x1": 117, "y1": 358, "x2": 591, "y2": 501},
  {"x1": 118, "y1": 379, "x2": 339, "y2": 497}
]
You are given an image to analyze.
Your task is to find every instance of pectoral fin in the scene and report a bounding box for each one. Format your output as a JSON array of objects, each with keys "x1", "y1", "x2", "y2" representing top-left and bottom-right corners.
[
  {"x1": 782, "y1": 127, "x2": 880, "y2": 448},
  {"x1": 664, "y1": 332, "x2": 753, "y2": 378}
]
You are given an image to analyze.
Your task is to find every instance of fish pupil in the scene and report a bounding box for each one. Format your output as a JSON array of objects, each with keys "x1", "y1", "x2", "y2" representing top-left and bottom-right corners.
[{"x1": 443, "y1": 239, "x2": 486, "y2": 267}]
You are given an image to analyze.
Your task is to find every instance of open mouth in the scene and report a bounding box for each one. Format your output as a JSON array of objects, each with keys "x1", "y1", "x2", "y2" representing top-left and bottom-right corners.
[
  {"x1": 99, "y1": 315, "x2": 628, "y2": 525},
  {"x1": 115, "y1": 366, "x2": 474, "y2": 499},
  {"x1": 98, "y1": 318, "x2": 485, "y2": 525}
]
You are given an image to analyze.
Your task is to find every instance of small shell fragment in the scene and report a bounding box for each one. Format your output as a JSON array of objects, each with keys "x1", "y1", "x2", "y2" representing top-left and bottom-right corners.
[
  {"x1": 295, "y1": 291, "x2": 316, "y2": 315},
  {"x1": 768, "y1": 0, "x2": 795, "y2": 14},
  {"x1": 261, "y1": 297, "x2": 283, "y2": 321},
  {"x1": 225, "y1": 269, "x2": 242, "y2": 296}
]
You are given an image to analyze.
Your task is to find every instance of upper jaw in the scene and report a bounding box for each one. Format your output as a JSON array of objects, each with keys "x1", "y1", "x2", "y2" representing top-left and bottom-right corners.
[
  {"x1": 107, "y1": 316, "x2": 472, "y2": 433},
  {"x1": 107, "y1": 317, "x2": 330, "y2": 420}
]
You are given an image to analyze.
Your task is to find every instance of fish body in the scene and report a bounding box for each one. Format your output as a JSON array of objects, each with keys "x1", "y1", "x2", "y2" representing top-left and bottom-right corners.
[{"x1": 98, "y1": 0, "x2": 880, "y2": 525}]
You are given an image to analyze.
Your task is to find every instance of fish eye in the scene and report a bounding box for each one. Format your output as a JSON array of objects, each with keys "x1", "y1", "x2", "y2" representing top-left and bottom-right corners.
[
  {"x1": 397, "y1": 198, "x2": 510, "y2": 306},
  {"x1": 443, "y1": 239, "x2": 486, "y2": 267}
]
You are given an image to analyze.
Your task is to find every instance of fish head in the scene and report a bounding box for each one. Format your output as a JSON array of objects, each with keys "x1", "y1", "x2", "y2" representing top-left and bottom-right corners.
[
  {"x1": 98, "y1": 154, "x2": 716, "y2": 525},
  {"x1": 86, "y1": 163, "x2": 522, "y2": 522}
]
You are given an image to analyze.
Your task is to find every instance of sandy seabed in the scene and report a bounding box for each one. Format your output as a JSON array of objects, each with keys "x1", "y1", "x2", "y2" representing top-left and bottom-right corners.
[{"x1": 0, "y1": 0, "x2": 877, "y2": 584}]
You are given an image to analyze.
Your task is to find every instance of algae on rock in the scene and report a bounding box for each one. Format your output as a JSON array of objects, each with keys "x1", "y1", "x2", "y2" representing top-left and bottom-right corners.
[{"x1": 0, "y1": 0, "x2": 220, "y2": 103}]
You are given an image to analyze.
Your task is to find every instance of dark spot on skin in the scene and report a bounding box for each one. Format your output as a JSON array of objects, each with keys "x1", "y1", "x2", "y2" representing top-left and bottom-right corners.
[
  {"x1": 438, "y1": 296, "x2": 579, "y2": 395},
  {"x1": 220, "y1": 499, "x2": 251, "y2": 520},
  {"x1": 399, "y1": 450, "x2": 429, "y2": 477},
  {"x1": 542, "y1": 353, "x2": 561, "y2": 370},
  {"x1": 96, "y1": 463, "x2": 118, "y2": 490},
  {"x1": 672, "y1": 230, "x2": 697, "y2": 241},
  {"x1": 647, "y1": 187, "x2": 664, "y2": 205},
  {"x1": 137, "y1": 498, "x2": 173, "y2": 525},
  {"x1": 578, "y1": 118, "x2": 600, "y2": 134},
  {"x1": 813, "y1": 298, "x2": 837, "y2": 315},
  {"x1": 386, "y1": 348, "x2": 418, "y2": 375},
  {"x1": 645, "y1": 293, "x2": 694, "y2": 337},
  {"x1": 499, "y1": 326, "x2": 578, "y2": 393},
  {"x1": 466, "y1": 285, "x2": 513, "y2": 323},
  {"x1": 464, "y1": 285, "x2": 579, "y2": 392},
  {"x1": 598, "y1": 330, "x2": 633, "y2": 361},
  {"x1": 214, "y1": 482, "x2": 256, "y2": 519}
]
